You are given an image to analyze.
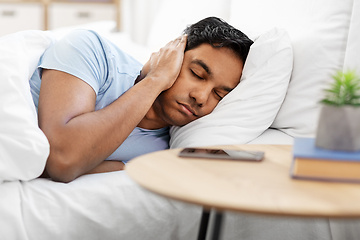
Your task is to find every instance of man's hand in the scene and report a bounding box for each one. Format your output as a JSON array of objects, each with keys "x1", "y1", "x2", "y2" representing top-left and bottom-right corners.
[{"x1": 141, "y1": 35, "x2": 187, "y2": 90}]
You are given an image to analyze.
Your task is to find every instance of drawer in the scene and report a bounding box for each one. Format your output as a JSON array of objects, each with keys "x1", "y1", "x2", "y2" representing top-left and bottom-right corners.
[
  {"x1": 48, "y1": 3, "x2": 115, "y2": 29},
  {"x1": 0, "y1": 3, "x2": 44, "y2": 37}
]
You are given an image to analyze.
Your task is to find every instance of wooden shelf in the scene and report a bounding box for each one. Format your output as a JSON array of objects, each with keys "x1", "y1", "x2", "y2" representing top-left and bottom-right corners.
[
  {"x1": 0, "y1": 0, "x2": 121, "y2": 34},
  {"x1": 0, "y1": 0, "x2": 42, "y2": 3}
]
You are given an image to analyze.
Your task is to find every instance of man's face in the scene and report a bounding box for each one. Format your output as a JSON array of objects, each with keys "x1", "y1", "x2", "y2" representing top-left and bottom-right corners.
[{"x1": 154, "y1": 43, "x2": 243, "y2": 126}]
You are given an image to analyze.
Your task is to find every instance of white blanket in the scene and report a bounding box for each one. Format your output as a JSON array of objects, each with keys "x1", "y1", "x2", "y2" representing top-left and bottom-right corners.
[
  {"x1": 0, "y1": 30, "x2": 53, "y2": 183},
  {"x1": 0, "y1": 171, "x2": 201, "y2": 240}
]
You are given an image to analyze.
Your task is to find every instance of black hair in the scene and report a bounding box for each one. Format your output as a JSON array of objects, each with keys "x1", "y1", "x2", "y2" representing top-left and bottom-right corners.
[{"x1": 183, "y1": 17, "x2": 253, "y2": 62}]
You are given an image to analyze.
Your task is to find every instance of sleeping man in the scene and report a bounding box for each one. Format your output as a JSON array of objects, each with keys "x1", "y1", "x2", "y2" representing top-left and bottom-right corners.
[{"x1": 29, "y1": 17, "x2": 253, "y2": 182}]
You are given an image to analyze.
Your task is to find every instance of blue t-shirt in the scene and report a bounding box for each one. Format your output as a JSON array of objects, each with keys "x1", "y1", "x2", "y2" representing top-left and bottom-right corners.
[{"x1": 29, "y1": 29, "x2": 169, "y2": 164}]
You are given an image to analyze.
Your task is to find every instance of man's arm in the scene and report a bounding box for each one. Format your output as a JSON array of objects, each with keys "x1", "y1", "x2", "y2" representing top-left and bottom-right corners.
[
  {"x1": 38, "y1": 35, "x2": 187, "y2": 182},
  {"x1": 85, "y1": 161, "x2": 125, "y2": 174}
]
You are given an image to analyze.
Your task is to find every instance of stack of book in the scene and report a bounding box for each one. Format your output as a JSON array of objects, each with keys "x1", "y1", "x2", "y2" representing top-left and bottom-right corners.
[{"x1": 290, "y1": 138, "x2": 360, "y2": 183}]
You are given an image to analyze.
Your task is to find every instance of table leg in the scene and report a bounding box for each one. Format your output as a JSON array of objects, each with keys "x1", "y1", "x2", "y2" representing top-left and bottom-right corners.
[
  {"x1": 197, "y1": 208, "x2": 210, "y2": 240},
  {"x1": 210, "y1": 211, "x2": 223, "y2": 240}
]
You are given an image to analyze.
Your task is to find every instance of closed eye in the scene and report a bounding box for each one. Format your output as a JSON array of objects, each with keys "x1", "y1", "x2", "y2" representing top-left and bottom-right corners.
[
  {"x1": 190, "y1": 69, "x2": 204, "y2": 80},
  {"x1": 214, "y1": 90, "x2": 224, "y2": 100}
]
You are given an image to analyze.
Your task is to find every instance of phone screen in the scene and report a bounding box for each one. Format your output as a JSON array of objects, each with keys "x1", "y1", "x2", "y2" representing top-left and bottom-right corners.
[{"x1": 178, "y1": 148, "x2": 264, "y2": 161}]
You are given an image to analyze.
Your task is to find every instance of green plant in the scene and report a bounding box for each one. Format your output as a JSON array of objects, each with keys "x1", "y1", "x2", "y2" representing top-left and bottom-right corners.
[{"x1": 321, "y1": 70, "x2": 360, "y2": 107}]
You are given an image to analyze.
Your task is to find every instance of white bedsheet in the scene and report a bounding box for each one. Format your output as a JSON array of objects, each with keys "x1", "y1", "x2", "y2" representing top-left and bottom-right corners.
[
  {"x1": 248, "y1": 128, "x2": 294, "y2": 145},
  {"x1": 2, "y1": 167, "x2": 359, "y2": 240},
  {"x1": 1, "y1": 171, "x2": 201, "y2": 240}
]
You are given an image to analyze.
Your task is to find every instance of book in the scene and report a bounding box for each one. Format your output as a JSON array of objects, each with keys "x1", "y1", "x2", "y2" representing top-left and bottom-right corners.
[{"x1": 290, "y1": 138, "x2": 360, "y2": 183}]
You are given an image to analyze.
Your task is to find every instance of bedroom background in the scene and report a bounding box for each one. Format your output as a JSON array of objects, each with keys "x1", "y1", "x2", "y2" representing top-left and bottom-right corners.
[
  {"x1": 0, "y1": 0, "x2": 234, "y2": 63},
  {"x1": 2, "y1": 0, "x2": 360, "y2": 239}
]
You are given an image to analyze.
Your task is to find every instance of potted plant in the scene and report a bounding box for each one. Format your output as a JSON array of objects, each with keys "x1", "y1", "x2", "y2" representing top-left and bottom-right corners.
[{"x1": 315, "y1": 70, "x2": 360, "y2": 151}]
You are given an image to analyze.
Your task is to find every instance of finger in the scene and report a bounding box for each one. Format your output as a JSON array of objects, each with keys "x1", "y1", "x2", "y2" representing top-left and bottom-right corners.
[
  {"x1": 175, "y1": 35, "x2": 184, "y2": 41},
  {"x1": 150, "y1": 51, "x2": 159, "y2": 60},
  {"x1": 168, "y1": 35, "x2": 185, "y2": 46},
  {"x1": 177, "y1": 34, "x2": 187, "y2": 47},
  {"x1": 164, "y1": 36, "x2": 181, "y2": 46},
  {"x1": 174, "y1": 35, "x2": 186, "y2": 43}
]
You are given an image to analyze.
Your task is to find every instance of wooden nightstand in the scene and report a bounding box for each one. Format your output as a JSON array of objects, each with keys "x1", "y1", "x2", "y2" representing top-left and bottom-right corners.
[{"x1": 126, "y1": 144, "x2": 360, "y2": 240}]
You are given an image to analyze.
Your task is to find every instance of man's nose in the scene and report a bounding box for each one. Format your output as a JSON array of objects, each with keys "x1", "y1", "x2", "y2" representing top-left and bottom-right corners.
[{"x1": 190, "y1": 86, "x2": 211, "y2": 107}]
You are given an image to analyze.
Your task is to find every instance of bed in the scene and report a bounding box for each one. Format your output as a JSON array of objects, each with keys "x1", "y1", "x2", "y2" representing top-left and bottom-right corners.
[{"x1": 1, "y1": 0, "x2": 360, "y2": 239}]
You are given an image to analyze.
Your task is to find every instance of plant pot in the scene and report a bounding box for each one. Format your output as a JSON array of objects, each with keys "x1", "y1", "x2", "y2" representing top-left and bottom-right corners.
[{"x1": 315, "y1": 104, "x2": 360, "y2": 151}]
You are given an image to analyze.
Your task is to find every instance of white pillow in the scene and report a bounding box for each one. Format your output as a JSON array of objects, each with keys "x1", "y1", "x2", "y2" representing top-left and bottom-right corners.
[
  {"x1": 169, "y1": 28, "x2": 293, "y2": 148},
  {"x1": 229, "y1": 0, "x2": 353, "y2": 138},
  {"x1": 0, "y1": 30, "x2": 55, "y2": 183}
]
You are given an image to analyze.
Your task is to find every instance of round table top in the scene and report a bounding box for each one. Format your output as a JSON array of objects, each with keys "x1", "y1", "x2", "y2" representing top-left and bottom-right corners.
[{"x1": 126, "y1": 144, "x2": 360, "y2": 218}]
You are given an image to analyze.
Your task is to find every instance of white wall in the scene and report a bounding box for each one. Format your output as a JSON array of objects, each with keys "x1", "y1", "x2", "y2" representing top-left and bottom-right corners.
[{"x1": 121, "y1": 0, "x2": 232, "y2": 51}]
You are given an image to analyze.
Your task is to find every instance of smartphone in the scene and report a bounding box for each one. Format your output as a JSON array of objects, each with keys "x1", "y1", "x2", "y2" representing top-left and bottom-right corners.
[{"x1": 178, "y1": 148, "x2": 264, "y2": 161}]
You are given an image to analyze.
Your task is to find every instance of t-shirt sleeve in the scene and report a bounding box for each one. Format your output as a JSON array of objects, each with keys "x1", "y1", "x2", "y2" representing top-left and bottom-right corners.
[{"x1": 38, "y1": 29, "x2": 109, "y2": 94}]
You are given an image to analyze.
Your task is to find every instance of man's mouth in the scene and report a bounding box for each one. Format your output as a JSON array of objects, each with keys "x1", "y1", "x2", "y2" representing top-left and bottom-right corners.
[{"x1": 179, "y1": 103, "x2": 198, "y2": 117}]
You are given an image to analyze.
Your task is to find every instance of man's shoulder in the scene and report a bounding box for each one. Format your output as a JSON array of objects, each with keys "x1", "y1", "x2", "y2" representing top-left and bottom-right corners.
[
  {"x1": 62, "y1": 29, "x2": 106, "y2": 48},
  {"x1": 57, "y1": 29, "x2": 116, "y2": 65}
]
